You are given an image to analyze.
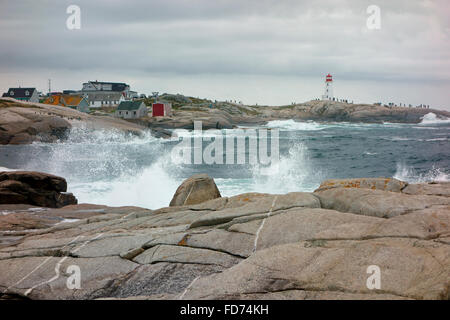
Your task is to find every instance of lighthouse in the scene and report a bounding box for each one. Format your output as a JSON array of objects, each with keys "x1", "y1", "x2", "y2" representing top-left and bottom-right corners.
[{"x1": 322, "y1": 73, "x2": 333, "y2": 101}]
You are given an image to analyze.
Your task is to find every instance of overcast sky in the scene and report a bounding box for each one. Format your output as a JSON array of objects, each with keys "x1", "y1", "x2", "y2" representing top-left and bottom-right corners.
[{"x1": 1, "y1": 0, "x2": 449, "y2": 109}]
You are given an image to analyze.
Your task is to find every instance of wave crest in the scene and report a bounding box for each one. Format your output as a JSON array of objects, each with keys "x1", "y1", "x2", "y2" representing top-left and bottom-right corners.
[
  {"x1": 419, "y1": 113, "x2": 450, "y2": 125},
  {"x1": 393, "y1": 162, "x2": 449, "y2": 183}
]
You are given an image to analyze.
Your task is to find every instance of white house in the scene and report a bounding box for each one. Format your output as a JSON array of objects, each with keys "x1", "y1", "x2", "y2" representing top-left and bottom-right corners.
[
  {"x1": 85, "y1": 92, "x2": 125, "y2": 108},
  {"x1": 80, "y1": 81, "x2": 133, "y2": 108}
]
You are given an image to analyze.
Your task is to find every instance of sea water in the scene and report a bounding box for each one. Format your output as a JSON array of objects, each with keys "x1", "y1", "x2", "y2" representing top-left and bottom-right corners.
[{"x1": 0, "y1": 113, "x2": 448, "y2": 209}]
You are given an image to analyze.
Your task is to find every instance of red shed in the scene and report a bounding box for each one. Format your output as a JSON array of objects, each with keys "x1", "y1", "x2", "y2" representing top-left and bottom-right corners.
[{"x1": 152, "y1": 102, "x2": 172, "y2": 117}]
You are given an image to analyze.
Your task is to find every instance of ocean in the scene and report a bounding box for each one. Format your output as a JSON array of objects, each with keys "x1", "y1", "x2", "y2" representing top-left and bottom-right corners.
[{"x1": 0, "y1": 112, "x2": 449, "y2": 209}]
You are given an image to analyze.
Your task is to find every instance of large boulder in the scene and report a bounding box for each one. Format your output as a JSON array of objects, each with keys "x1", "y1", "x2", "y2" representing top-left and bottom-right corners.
[
  {"x1": 169, "y1": 174, "x2": 221, "y2": 206},
  {"x1": 0, "y1": 171, "x2": 77, "y2": 208}
]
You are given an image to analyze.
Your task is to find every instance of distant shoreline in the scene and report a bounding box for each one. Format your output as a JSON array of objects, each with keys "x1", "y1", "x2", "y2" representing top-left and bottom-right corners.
[{"x1": 1, "y1": 97, "x2": 449, "y2": 144}]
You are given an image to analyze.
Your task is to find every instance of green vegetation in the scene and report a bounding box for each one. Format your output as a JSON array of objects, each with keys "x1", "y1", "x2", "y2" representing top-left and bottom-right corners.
[{"x1": 141, "y1": 93, "x2": 212, "y2": 109}]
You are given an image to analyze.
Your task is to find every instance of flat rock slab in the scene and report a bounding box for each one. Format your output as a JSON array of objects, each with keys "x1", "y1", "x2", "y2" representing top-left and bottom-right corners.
[
  {"x1": 315, "y1": 188, "x2": 450, "y2": 218},
  {"x1": 181, "y1": 238, "x2": 450, "y2": 300},
  {"x1": 0, "y1": 256, "x2": 138, "y2": 299},
  {"x1": 101, "y1": 262, "x2": 223, "y2": 299},
  {"x1": 402, "y1": 182, "x2": 450, "y2": 197},
  {"x1": 189, "y1": 192, "x2": 320, "y2": 229},
  {"x1": 315, "y1": 177, "x2": 407, "y2": 193},
  {"x1": 134, "y1": 244, "x2": 241, "y2": 268},
  {"x1": 0, "y1": 178, "x2": 448, "y2": 300}
]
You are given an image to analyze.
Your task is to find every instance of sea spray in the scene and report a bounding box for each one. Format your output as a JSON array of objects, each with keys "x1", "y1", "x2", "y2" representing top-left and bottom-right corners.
[
  {"x1": 264, "y1": 119, "x2": 326, "y2": 131},
  {"x1": 419, "y1": 112, "x2": 450, "y2": 125},
  {"x1": 393, "y1": 162, "x2": 449, "y2": 183},
  {"x1": 250, "y1": 142, "x2": 324, "y2": 193}
]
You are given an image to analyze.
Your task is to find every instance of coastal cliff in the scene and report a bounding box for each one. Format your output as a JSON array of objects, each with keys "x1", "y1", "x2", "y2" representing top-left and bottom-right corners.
[
  {"x1": 0, "y1": 173, "x2": 448, "y2": 300},
  {"x1": 0, "y1": 98, "x2": 146, "y2": 145}
]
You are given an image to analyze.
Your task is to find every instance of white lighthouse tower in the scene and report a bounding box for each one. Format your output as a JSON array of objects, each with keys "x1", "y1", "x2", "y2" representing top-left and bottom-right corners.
[{"x1": 322, "y1": 73, "x2": 333, "y2": 101}]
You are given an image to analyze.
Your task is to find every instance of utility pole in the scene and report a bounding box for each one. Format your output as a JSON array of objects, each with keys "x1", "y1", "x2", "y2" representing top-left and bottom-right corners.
[{"x1": 48, "y1": 79, "x2": 51, "y2": 96}]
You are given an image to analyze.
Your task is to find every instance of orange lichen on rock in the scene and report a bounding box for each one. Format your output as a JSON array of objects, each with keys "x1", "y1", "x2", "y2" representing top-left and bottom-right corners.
[{"x1": 177, "y1": 234, "x2": 190, "y2": 246}]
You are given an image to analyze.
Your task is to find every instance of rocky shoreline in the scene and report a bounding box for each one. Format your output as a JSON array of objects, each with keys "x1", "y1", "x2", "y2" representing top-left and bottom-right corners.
[
  {"x1": 0, "y1": 172, "x2": 448, "y2": 300},
  {"x1": 1, "y1": 97, "x2": 449, "y2": 144},
  {"x1": 0, "y1": 98, "x2": 146, "y2": 145}
]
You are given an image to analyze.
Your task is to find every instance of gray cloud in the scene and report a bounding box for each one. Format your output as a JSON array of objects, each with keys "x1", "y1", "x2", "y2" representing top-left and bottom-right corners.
[{"x1": 0, "y1": 0, "x2": 449, "y2": 108}]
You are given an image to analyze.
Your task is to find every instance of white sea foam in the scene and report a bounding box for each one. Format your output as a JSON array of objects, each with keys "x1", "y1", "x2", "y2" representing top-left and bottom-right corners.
[
  {"x1": 393, "y1": 163, "x2": 449, "y2": 183},
  {"x1": 425, "y1": 137, "x2": 448, "y2": 141},
  {"x1": 0, "y1": 167, "x2": 19, "y2": 172},
  {"x1": 389, "y1": 136, "x2": 412, "y2": 141},
  {"x1": 70, "y1": 156, "x2": 181, "y2": 209},
  {"x1": 419, "y1": 112, "x2": 450, "y2": 125},
  {"x1": 264, "y1": 119, "x2": 325, "y2": 131},
  {"x1": 264, "y1": 120, "x2": 401, "y2": 131},
  {"x1": 250, "y1": 142, "x2": 322, "y2": 194},
  {"x1": 208, "y1": 142, "x2": 323, "y2": 197}
]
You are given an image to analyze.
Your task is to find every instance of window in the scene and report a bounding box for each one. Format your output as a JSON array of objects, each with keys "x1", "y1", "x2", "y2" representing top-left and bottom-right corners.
[
  {"x1": 134, "y1": 111, "x2": 136, "y2": 115},
  {"x1": 126, "y1": 112, "x2": 128, "y2": 115},
  {"x1": 10, "y1": 91, "x2": 14, "y2": 96}
]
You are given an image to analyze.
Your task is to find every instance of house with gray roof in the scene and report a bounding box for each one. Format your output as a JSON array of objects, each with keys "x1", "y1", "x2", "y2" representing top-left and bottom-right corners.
[
  {"x1": 115, "y1": 101, "x2": 148, "y2": 119},
  {"x1": 80, "y1": 80, "x2": 133, "y2": 108},
  {"x1": 85, "y1": 92, "x2": 125, "y2": 108},
  {"x1": 2, "y1": 88, "x2": 39, "y2": 103}
]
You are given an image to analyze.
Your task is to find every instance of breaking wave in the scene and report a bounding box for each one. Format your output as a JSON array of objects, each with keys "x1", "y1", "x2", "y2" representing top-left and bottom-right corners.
[
  {"x1": 249, "y1": 142, "x2": 324, "y2": 193},
  {"x1": 0, "y1": 167, "x2": 18, "y2": 172},
  {"x1": 2, "y1": 119, "x2": 448, "y2": 210},
  {"x1": 393, "y1": 162, "x2": 449, "y2": 183},
  {"x1": 419, "y1": 112, "x2": 450, "y2": 125},
  {"x1": 264, "y1": 120, "x2": 326, "y2": 131}
]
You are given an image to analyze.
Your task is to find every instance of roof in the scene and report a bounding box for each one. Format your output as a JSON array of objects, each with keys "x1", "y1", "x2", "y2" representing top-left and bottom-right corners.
[
  {"x1": 3, "y1": 88, "x2": 37, "y2": 98},
  {"x1": 86, "y1": 92, "x2": 124, "y2": 101},
  {"x1": 84, "y1": 81, "x2": 129, "y2": 92},
  {"x1": 86, "y1": 81, "x2": 128, "y2": 86},
  {"x1": 43, "y1": 94, "x2": 87, "y2": 106},
  {"x1": 117, "y1": 100, "x2": 145, "y2": 111}
]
